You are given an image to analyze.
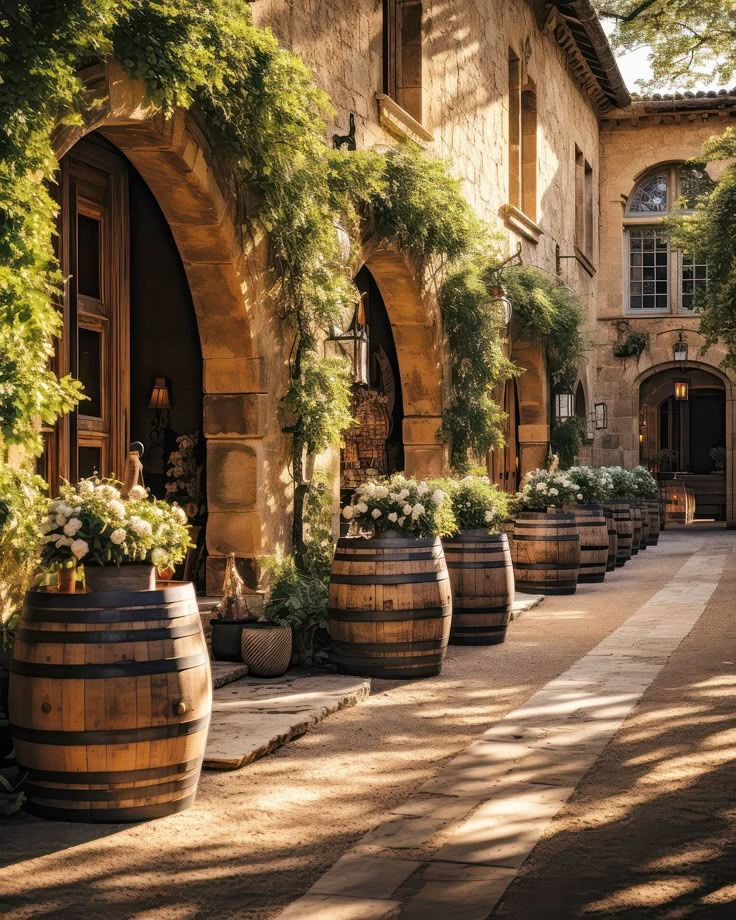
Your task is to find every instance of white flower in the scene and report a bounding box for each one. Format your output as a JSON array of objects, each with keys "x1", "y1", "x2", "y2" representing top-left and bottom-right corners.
[
  {"x1": 55, "y1": 513, "x2": 68, "y2": 527},
  {"x1": 431, "y1": 489, "x2": 445, "y2": 505},
  {"x1": 402, "y1": 504, "x2": 413, "y2": 515},
  {"x1": 342, "y1": 506, "x2": 354, "y2": 520},
  {"x1": 172, "y1": 505, "x2": 188, "y2": 524},
  {"x1": 398, "y1": 489, "x2": 410, "y2": 500},
  {"x1": 371, "y1": 509, "x2": 382, "y2": 520},
  {"x1": 577, "y1": 493, "x2": 584, "y2": 501},
  {"x1": 417, "y1": 482, "x2": 429, "y2": 497},
  {"x1": 535, "y1": 483, "x2": 547, "y2": 492},
  {"x1": 411, "y1": 503, "x2": 425, "y2": 519},
  {"x1": 549, "y1": 488, "x2": 559, "y2": 497},
  {"x1": 55, "y1": 535, "x2": 73, "y2": 548},
  {"x1": 63, "y1": 518, "x2": 83, "y2": 537},
  {"x1": 78, "y1": 480, "x2": 94, "y2": 494},
  {"x1": 110, "y1": 528, "x2": 127, "y2": 545},
  {"x1": 70, "y1": 539, "x2": 89, "y2": 560},
  {"x1": 56, "y1": 502, "x2": 74, "y2": 518},
  {"x1": 388, "y1": 512, "x2": 398, "y2": 523},
  {"x1": 128, "y1": 485, "x2": 148, "y2": 500},
  {"x1": 484, "y1": 511, "x2": 493, "y2": 523},
  {"x1": 129, "y1": 516, "x2": 153, "y2": 537},
  {"x1": 151, "y1": 548, "x2": 168, "y2": 567},
  {"x1": 109, "y1": 499, "x2": 126, "y2": 518},
  {"x1": 356, "y1": 502, "x2": 368, "y2": 514},
  {"x1": 398, "y1": 516, "x2": 406, "y2": 526}
]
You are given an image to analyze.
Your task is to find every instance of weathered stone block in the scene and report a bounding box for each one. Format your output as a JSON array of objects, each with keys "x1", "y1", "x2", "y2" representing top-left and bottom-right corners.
[
  {"x1": 403, "y1": 416, "x2": 441, "y2": 446},
  {"x1": 207, "y1": 441, "x2": 258, "y2": 509},
  {"x1": 204, "y1": 394, "x2": 267, "y2": 439},
  {"x1": 204, "y1": 356, "x2": 267, "y2": 394},
  {"x1": 207, "y1": 511, "x2": 263, "y2": 556}
]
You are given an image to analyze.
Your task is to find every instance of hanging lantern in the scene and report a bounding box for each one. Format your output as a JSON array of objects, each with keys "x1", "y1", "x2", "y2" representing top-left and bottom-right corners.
[
  {"x1": 488, "y1": 285, "x2": 513, "y2": 326},
  {"x1": 674, "y1": 381, "x2": 689, "y2": 401},
  {"x1": 593, "y1": 402, "x2": 608, "y2": 430},
  {"x1": 327, "y1": 295, "x2": 370, "y2": 386},
  {"x1": 333, "y1": 220, "x2": 351, "y2": 264},
  {"x1": 673, "y1": 333, "x2": 688, "y2": 364},
  {"x1": 554, "y1": 392, "x2": 575, "y2": 422}
]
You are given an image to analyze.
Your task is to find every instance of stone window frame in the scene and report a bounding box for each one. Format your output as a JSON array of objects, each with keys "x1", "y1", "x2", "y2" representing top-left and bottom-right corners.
[
  {"x1": 503, "y1": 45, "x2": 541, "y2": 244},
  {"x1": 380, "y1": 0, "x2": 427, "y2": 142},
  {"x1": 623, "y1": 163, "x2": 710, "y2": 317},
  {"x1": 574, "y1": 144, "x2": 595, "y2": 267}
]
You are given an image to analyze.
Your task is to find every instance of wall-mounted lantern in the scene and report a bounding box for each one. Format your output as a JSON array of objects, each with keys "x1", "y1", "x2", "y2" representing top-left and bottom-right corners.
[
  {"x1": 327, "y1": 296, "x2": 370, "y2": 386},
  {"x1": 488, "y1": 285, "x2": 513, "y2": 326},
  {"x1": 674, "y1": 381, "x2": 689, "y2": 401},
  {"x1": 554, "y1": 392, "x2": 575, "y2": 422},
  {"x1": 333, "y1": 220, "x2": 352, "y2": 264},
  {"x1": 673, "y1": 332, "x2": 688, "y2": 364},
  {"x1": 593, "y1": 402, "x2": 608, "y2": 430}
]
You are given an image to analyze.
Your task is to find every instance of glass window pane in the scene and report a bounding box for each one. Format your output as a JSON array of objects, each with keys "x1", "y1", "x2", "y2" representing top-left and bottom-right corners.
[
  {"x1": 679, "y1": 166, "x2": 715, "y2": 210},
  {"x1": 78, "y1": 327, "x2": 102, "y2": 417},
  {"x1": 78, "y1": 446, "x2": 102, "y2": 479},
  {"x1": 628, "y1": 227, "x2": 669, "y2": 310},
  {"x1": 77, "y1": 214, "x2": 101, "y2": 299},
  {"x1": 628, "y1": 174, "x2": 669, "y2": 214}
]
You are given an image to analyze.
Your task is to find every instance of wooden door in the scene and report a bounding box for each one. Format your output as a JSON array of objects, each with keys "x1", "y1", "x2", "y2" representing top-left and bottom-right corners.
[{"x1": 39, "y1": 138, "x2": 129, "y2": 487}]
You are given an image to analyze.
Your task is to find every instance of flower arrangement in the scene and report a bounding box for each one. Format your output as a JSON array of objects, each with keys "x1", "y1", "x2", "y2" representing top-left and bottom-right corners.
[
  {"x1": 514, "y1": 468, "x2": 583, "y2": 512},
  {"x1": 603, "y1": 466, "x2": 640, "y2": 502},
  {"x1": 631, "y1": 465, "x2": 659, "y2": 500},
  {"x1": 342, "y1": 474, "x2": 456, "y2": 539},
  {"x1": 567, "y1": 466, "x2": 615, "y2": 505},
  {"x1": 434, "y1": 477, "x2": 510, "y2": 532},
  {"x1": 165, "y1": 432, "x2": 206, "y2": 520},
  {"x1": 40, "y1": 479, "x2": 191, "y2": 572}
]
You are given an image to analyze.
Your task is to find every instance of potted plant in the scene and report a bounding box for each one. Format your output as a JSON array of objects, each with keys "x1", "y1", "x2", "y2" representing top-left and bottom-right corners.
[
  {"x1": 631, "y1": 465, "x2": 661, "y2": 545},
  {"x1": 328, "y1": 475, "x2": 456, "y2": 679},
  {"x1": 564, "y1": 467, "x2": 615, "y2": 583},
  {"x1": 438, "y1": 477, "x2": 514, "y2": 645},
  {"x1": 602, "y1": 466, "x2": 639, "y2": 562},
  {"x1": 40, "y1": 478, "x2": 191, "y2": 592},
  {"x1": 511, "y1": 466, "x2": 581, "y2": 595}
]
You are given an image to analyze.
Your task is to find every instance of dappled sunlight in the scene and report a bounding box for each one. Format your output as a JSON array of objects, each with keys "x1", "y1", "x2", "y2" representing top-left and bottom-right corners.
[{"x1": 587, "y1": 877, "x2": 702, "y2": 912}]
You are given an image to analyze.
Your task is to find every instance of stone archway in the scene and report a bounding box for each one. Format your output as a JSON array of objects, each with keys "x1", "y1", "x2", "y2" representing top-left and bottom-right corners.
[
  {"x1": 53, "y1": 61, "x2": 278, "y2": 592},
  {"x1": 636, "y1": 360, "x2": 735, "y2": 526},
  {"x1": 359, "y1": 239, "x2": 448, "y2": 479}
]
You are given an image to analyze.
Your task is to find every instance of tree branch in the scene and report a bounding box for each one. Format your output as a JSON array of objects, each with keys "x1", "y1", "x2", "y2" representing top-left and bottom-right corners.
[{"x1": 597, "y1": 0, "x2": 660, "y2": 23}]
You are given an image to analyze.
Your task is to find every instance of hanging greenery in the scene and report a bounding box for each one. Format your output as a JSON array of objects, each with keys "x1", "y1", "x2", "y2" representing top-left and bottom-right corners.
[
  {"x1": 502, "y1": 265, "x2": 586, "y2": 391},
  {"x1": 551, "y1": 417, "x2": 587, "y2": 470}
]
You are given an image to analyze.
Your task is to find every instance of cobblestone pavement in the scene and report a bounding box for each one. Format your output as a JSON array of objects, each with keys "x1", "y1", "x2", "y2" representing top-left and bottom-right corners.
[{"x1": 1, "y1": 528, "x2": 733, "y2": 919}]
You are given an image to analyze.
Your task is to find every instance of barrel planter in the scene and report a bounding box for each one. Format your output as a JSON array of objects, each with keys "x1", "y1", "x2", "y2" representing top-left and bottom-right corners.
[
  {"x1": 510, "y1": 512, "x2": 580, "y2": 596},
  {"x1": 635, "y1": 502, "x2": 649, "y2": 551},
  {"x1": 9, "y1": 582, "x2": 211, "y2": 823},
  {"x1": 605, "y1": 503, "x2": 633, "y2": 567},
  {"x1": 442, "y1": 531, "x2": 514, "y2": 645},
  {"x1": 328, "y1": 533, "x2": 452, "y2": 679},
  {"x1": 563, "y1": 505, "x2": 608, "y2": 584},
  {"x1": 630, "y1": 504, "x2": 643, "y2": 555},
  {"x1": 605, "y1": 512, "x2": 618, "y2": 573},
  {"x1": 646, "y1": 500, "x2": 661, "y2": 545}
]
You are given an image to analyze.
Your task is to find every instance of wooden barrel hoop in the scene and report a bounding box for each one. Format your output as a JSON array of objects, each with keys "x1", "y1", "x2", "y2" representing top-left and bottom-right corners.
[
  {"x1": 564, "y1": 506, "x2": 608, "y2": 584},
  {"x1": 605, "y1": 503, "x2": 633, "y2": 567}
]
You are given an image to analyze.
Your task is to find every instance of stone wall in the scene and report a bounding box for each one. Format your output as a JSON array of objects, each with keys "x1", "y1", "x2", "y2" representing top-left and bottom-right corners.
[{"x1": 593, "y1": 105, "x2": 736, "y2": 523}]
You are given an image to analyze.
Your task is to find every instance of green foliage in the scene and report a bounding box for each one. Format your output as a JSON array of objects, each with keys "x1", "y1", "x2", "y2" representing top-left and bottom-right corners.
[
  {"x1": 612, "y1": 329, "x2": 650, "y2": 359},
  {"x1": 631, "y1": 465, "x2": 659, "y2": 499},
  {"x1": 262, "y1": 472, "x2": 334, "y2": 665},
  {"x1": 282, "y1": 356, "x2": 353, "y2": 455},
  {"x1": 665, "y1": 131, "x2": 736, "y2": 370},
  {"x1": 551, "y1": 417, "x2": 588, "y2": 470},
  {"x1": 567, "y1": 466, "x2": 615, "y2": 504},
  {"x1": 603, "y1": 466, "x2": 640, "y2": 501},
  {"x1": 432, "y1": 476, "x2": 510, "y2": 533},
  {"x1": 595, "y1": 1, "x2": 736, "y2": 90},
  {"x1": 439, "y1": 257, "x2": 520, "y2": 470},
  {"x1": 0, "y1": 466, "x2": 46, "y2": 646},
  {"x1": 503, "y1": 266, "x2": 586, "y2": 391}
]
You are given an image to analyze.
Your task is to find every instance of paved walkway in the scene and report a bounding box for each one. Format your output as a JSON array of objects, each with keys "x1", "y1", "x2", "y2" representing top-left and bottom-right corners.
[
  {"x1": 276, "y1": 532, "x2": 733, "y2": 918},
  {"x1": 1, "y1": 529, "x2": 734, "y2": 919}
]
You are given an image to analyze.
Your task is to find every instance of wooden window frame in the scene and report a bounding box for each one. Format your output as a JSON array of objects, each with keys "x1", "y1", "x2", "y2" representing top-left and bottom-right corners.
[{"x1": 383, "y1": 0, "x2": 423, "y2": 126}]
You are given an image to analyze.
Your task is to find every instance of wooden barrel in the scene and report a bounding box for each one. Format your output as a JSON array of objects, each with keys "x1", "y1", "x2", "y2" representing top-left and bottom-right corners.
[
  {"x1": 564, "y1": 505, "x2": 608, "y2": 584},
  {"x1": 328, "y1": 534, "x2": 452, "y2": 679},
  {"x1": 510, "y1": 512, "x2": 580, "y2": 596},
  {"x1": 631, "y1": 505, "x2": 643, "y2": 555},
  {"x1": 9, "y1": 583, "x2": 211, "y2": 823},
  {"x1": 605, "y1": 512, "x2": 618, "y2": 573},
  {"x1": 442, "y1": 532, "x2": 514, "y2": 645},
  {"x1": 605, "y1": 502, "x2": 633, "y2": 566},
  {"x1": 637, "y1": 502, "x2": 650, "y2": 550},
  {"x1": 646, "y1": 499, "x2": 661, "y2": 545}
]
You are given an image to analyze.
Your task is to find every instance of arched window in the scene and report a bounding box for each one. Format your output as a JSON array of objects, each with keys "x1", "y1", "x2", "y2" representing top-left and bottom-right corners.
[{"x1": 624, "y1": 164, "x2": 713, "y2": 314}]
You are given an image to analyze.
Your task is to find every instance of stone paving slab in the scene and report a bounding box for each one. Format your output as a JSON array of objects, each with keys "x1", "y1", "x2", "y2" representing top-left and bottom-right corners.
[
  {"x1": 510, "y1": 593, "x2": 543, "y2": 620},
  {"x1": 274, "y1": 544, "x2": 729, "y2": 918},
  {"x1": 209, "y1": 661, "x2": 249, "y2": 688},
  {"x1": 204, "y1": 672, "x2": 371, "y2": 770}
]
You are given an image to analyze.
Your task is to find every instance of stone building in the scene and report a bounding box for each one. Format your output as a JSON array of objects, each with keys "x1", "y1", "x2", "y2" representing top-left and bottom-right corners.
[{"x1": 41, "y1": 1, "x2": 735, "y2": 595}]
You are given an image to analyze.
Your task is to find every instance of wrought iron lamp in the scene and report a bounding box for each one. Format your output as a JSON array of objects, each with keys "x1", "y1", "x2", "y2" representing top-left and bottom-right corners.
[
  {"x1": 554, "y1": 392, "x2": 575, "y2": 423},
  {"x1": 148, "y1": 377, "x2": 171, "y2": 453},
  {"x1": 673, "y1": 332, "x2": 688, "y2": 364},
  {"x1": 488, "y1": 285, "x2": 513, "y2": 326},
  {"x1": 327, "y1": 296, "x2": 370, "y2": 386},
  {"x1": 674, "y1": 381, "x2": 689, "y2": 401}
]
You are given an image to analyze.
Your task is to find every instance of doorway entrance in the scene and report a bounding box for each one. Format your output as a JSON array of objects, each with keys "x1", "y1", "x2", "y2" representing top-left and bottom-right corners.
[{"x1": 640, "y1": 366, "x2": 727, "y2": 520}]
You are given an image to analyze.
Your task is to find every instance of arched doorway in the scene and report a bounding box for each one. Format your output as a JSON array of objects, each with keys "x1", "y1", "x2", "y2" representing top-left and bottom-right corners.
[
  {"x1": 489, "y1": 379, "x2": 521, "y2": 492},
  {"x1": 639, "y1": 365, "x2": 727, "y2": 521},
  {"x1": 340, "y1": 265, "x2": 405, "y2": 495}
]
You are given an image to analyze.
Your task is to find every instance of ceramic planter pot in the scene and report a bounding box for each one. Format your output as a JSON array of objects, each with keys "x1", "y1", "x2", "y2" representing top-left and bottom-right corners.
[
  {"x1": 240, "y1": 623, "x2": 292, "y2": 678},
  {"x1": 210, "y1": 619, "x2": 249, "y2": 662}
]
